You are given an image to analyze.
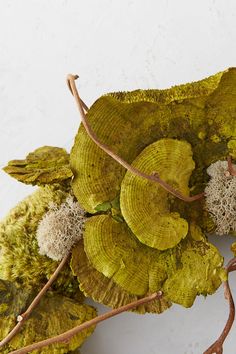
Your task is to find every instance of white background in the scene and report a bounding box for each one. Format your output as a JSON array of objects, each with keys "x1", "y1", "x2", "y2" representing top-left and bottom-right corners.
[{"x1": 0, "y1": 1, "x2": 236, "y2": 353}]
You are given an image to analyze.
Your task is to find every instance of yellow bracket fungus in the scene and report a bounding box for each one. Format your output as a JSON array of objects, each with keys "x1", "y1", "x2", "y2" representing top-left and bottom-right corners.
[
  {"x1": 68, "y1": 68, "x2": 236, "y2": 311},
  {"x1": 71, "y1": 240, "x2": 171, "y2": 314},
  {"x1": 120, "y1": 138, "x2": 195, "y2": 250},
  {"x1": 82, "y1": 214, "x2": 224, "y2": 307},
  {"x1": 3, "y1": 146, "x2": 72, "y2": 186}
]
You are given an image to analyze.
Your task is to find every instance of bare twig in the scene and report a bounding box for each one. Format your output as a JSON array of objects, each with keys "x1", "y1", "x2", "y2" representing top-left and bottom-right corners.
[
  {"x1": 9, "y1": 291, "x2": 163, "y2": 354},
  {"x1": 0, "y1": 253, "x2": 70, "y2": 348},
  {"x1": 203, "y1": 259, "x2": 236, "y2": 354},
  {"x1": 67, "y1": 74, "x2": 204, "y2": 203},
  {"x1": 66, "y1": 75, "x2": 89, "y2": 112},
  {"x1": 226, "y1": 257, "x2": 236, "y2": 273},
  {"x1": 227, "y1": 156, "x2": 236, "y2": 176}
]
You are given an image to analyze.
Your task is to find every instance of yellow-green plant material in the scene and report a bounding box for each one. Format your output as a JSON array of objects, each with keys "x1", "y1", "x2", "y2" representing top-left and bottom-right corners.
[
  {"x1": 83, "y1": 215, "x2": 224, "y2": 307},
  {"x1": 2, "y1": 68, "x2": 236, "y2": 353},
  {"x1": 0, "y1": 185, "x2": 79, "y2": 296},
  {"x1": 0, "y1": 280, "x2": 96, "y2": 354},
  {"x1": 3, "y1": 146, "x2": 72, "y2": 186},
  {"x1": 68, "y1": 69, "x2": 236, "y2": 312},
  {"x1": 71, "y1": 240, "x2": 171, "y2": 314},
  {"x1": 120, "y1": 138, "x2": 194, "y2": 250},
  {"x1": 70, "y1": 68, "x2": 236, "y2": 217}
]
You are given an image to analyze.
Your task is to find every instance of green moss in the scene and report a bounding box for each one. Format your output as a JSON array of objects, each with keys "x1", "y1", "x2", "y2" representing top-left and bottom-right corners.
[
  {"x1": 0, "y1": 185, "x2": 81, "y2": 298},
  {"x1": 0, "y1": 280, "x2": 96, "y2": 354}
]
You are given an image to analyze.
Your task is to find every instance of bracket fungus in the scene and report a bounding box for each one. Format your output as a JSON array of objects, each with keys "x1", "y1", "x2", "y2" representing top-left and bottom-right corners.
[
  {"x1": 120, "y1": 138, "x2": 194, "y2": 250},
  {"x1": 3, "y1": 146, "x2": 72, "y2": 186},
  {"x1": 1, "y1": 67, "x2": 236, "y2": 353}
]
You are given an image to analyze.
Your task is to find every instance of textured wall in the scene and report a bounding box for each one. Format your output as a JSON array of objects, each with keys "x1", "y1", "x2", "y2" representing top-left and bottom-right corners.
[{"x1": 0, "y1": 1, "x2": 236, "y2": 353}]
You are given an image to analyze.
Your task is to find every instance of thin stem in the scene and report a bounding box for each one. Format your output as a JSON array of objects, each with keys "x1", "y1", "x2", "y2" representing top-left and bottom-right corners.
[
  {"x1": 0, "y1": 253, "x2": 70, "y2": 348},
  {"x1": 227, "y1": 156, "x2": 236, "y2": 176},
  {"x1": 226, "y1": 257, "x2": 236, "y2": 272},
  {"x1": 67, "y1": 74, "x2": 204, "y2": 203},
  {"x1": 203, "y1": 259, "x2": 236, "y2": 354},
  {"x1": 66, "y1": 75, "x2": 89, "y2": 112},
  {"x1": 9, "y1": 291, "x2": 162, "y2": 354}
]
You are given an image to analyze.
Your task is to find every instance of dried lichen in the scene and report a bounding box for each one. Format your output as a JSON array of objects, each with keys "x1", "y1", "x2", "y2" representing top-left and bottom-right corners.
[
  {"x1": 205, "y1": 160, "x2": 236, "y2": 235},
  {"x1": 37, "y1": 196, "x2": 87, "y2": 261}
]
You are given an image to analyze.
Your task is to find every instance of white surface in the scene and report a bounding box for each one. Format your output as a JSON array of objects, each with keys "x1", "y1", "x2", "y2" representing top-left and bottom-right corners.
[{"x1": 0, "y1": 1, "x2": 236, "y2": 353}]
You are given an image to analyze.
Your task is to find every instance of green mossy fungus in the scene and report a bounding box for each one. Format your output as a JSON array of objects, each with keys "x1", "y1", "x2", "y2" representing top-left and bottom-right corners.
[
  {"x1": 120, "y1": 138, "x2": 194, "y2": 250},
  {"x1": 3, "y1": 146, "x2": 73, "y2": 186},
  {"x1": 0, "y1": 280, "x2": 96, "y2": 354},
  {"x1": 82, "y1": 215, "x2": 224, "y2": 308},
  {"x1": 71, "y1": 240, "x2": 171, "y2": 314},
  {"x1": 70, "y1": 68, "x2": 236, "y2": 310},
  {"x1": 70, "y1": 68, "x2": 236, "y2": 218},
  {"x1": 0, "y1": 185, "x2": 83, "y2": 300}
]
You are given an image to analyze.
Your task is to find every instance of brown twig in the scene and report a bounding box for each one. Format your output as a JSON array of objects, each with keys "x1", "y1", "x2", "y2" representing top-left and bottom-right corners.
[
  {"x1": 203, "y1": 258, "x2": 236, "y2": 354},
  {"x1": 9, "y1": 291, "x2": 162, "y2": 354},
  {"x1": 67, "y1": 74, "x2": 204, "y2": 203},
  {"x1": 66, "y1": 75, "x2": 89, "y2": 112},
  {"x1": 227, "y1": 156, "x2": 236, "y2": 176},
  {"x1": 0, "y1": 253, "x2": 70, "y2": 348}
]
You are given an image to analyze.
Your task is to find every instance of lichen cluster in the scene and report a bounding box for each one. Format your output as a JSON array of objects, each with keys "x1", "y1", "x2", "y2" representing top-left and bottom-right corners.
[
  {"x1": 37, "y1": 196, "x2": 86, "y2": 261},
  {"x1": 205, "y1": 160, "x2": 236, "y2": 235}
]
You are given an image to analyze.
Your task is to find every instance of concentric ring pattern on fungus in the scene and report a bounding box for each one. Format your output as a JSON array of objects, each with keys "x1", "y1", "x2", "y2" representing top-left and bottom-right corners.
[{"x1": 120, "y1": 138, "x2": 195, "y2": 250}]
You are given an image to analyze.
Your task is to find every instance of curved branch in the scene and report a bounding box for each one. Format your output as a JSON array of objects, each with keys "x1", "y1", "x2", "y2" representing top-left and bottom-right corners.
[
  {"x1": 227, "y1": 156, "x2": 236, "y2": 176},
  {"x1": 0, "y1": 253, "x2": 70, "y2": 348},
  {"x1": 67, "y1": 74, "x2": 204, "y2": 203},
  {"x1": 66, "y1": 75, "x2": 89, "y2": 112},
  {"x1": 9, "y1": 291, "x2": 163, "y2": 354},
  {"x1": 203, "y1": 259, "x2": 236, "y2": 354}
]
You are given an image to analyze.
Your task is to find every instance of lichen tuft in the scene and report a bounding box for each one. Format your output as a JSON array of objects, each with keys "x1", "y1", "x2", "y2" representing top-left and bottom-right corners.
[
  {"x1": 37, "y1": 196, "x2": 87, "y2": 261},
  {"x1": 205, "y1": 160, "x2": 236, "y2": 235}
]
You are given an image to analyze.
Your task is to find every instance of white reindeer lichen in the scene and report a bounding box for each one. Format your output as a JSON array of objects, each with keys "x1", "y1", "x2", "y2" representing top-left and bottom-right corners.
[
  {"x1": 205, "y1": 160, "x2": 236, "y2": 235},
  {"x1": 36, "y1": 196, "x2": 86, "y2": 261}
]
